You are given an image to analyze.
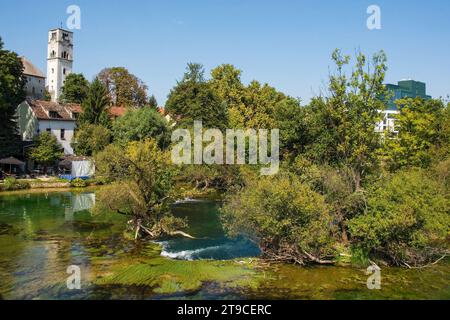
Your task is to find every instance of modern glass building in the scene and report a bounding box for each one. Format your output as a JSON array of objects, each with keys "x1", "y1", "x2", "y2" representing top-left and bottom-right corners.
[{"x1": 386, "y1": 80, "x2": 432, "y2": 110}]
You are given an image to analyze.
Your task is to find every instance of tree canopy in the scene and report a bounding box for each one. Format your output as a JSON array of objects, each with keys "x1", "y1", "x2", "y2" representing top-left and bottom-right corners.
[
  {"x1": 59, "y1": 73, "x2": 90, "y2": 104},
  {"x1": 79, "y1": 78, "x2": 111, "y2": 127},
  {"x1": 112, "y1": 107, "x2": 171, "y2": 149},
  {"x1": 166, "y1": 63, "x2": 228, "y2": 130},
  {"x1": 0, "y1": 37, "x2": 26, "y2": 157},
  {"x1": 29, "y1": 132, "x2": 64, "y2": 172},
  {"x1": 97, "y1": 67, "x2": 148, "y2": 107}
]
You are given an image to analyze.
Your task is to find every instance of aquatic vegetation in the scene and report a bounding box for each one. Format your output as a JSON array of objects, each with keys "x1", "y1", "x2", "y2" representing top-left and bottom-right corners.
[
  {"x1": 95, "y1": 258, "x2": 257, "y2": 295},
  {"x1": 0, "y1": 222, "x2": 19, "y2": 236},
  {"x1": 1, "y1": 190, "x2": 449, "y2": 300}
]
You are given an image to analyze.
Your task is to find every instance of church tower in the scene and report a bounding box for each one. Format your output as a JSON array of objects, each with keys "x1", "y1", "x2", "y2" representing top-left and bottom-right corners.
[{"x1": 46, "y1": 28, "x2": 73, "y2": 102}]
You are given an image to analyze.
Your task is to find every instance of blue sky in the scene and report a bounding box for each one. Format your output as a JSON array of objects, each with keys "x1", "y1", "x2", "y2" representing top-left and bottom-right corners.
[{"x1": 1, "y1": 0, "x2": 449, "y2": 105}]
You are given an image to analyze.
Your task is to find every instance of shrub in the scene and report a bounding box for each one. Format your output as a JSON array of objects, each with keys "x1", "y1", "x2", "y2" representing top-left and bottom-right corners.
[
  {"x1": 70, "y1": 178, "x2": 87, "y2": 188},
  {"x1": 0, "y1": 178, "x2": 30, "y2": 191},
  {"x1": 348, "y1": 169, "x2": 450, "y2": 266},
  {"x1": 220, "y1": 174, "x2": 337, "y2": 265}
]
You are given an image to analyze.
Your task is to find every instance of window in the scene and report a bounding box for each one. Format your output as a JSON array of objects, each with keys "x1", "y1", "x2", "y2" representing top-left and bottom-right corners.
[
  {"x1": 63, "y1": 68, "x2": 66, "y2": 75},
  {"x1": 49, "y1": 111, "x2": 59, "y2": 118},
  {"x1": 52, "y1": 68, "x2": 54, "y2": 74},
  {"x1": 51, "y1": 32, "x2": 56, "y2": 40},
  {"x1": 60, "y1": 129, "x2": 65, "y2": 140}
]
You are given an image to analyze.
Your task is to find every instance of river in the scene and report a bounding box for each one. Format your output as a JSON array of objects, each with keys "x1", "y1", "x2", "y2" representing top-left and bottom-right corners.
[{"x1": 0, "y1": 190, "x2": 448, "y2": 299}]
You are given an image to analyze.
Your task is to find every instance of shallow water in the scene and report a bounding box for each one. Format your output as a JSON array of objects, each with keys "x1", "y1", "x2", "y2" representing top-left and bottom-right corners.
[{"x1": 0, "y1": 190, "x2": 448, "y2": 300}]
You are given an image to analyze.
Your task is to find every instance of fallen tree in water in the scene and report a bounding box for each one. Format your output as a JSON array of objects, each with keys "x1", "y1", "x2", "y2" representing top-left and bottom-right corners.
[{"x1": 94, "y1": 139, "x2": 193, "y2": 240}]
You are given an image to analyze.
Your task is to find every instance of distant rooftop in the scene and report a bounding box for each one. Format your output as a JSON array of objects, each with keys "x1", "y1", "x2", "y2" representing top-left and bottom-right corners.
[{"x1": 20, "y1": 57, "x2": 45, "y2": 78}]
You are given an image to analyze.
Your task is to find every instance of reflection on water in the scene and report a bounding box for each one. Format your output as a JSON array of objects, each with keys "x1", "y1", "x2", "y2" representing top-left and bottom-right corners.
[{"x1": 0, "y1": 191, "x2": 449, "y2": 300}]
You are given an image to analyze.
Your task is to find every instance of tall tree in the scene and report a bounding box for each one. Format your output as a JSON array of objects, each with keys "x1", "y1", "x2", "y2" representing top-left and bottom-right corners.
[
  {"x1": 59, "y1": 73, "x2": 90, "y2": 104},
  {"x1": 240, "y1": 80, "x2": 286, "y2": 129},
  {"x1": 0, "y1": 37, "x2": 26, "y2": 157},
  {"x1": 79, "y1": 78, "x2": 111, "y2": 127},
  {"x1": 209, "y1": 64, "x2": 246, "y2": 128},
  {"x1": 305, "y1": 49, "x2": 388, "y2": 190},
  {"x1": 112, "y1": 107, "x2": 171, "y2": 149},
  {"x1": 147, "y1": 94, "x2": 158, "y2": 109},
  {"x1": 166, "y1": 63, "x2": 228, "y2": 129},
  {"x1": 97, "y1": 67, "x2": 148, "y2": 107},
  {"x1": 94, "y1": 139, "x2": 189, "y2": 240}
]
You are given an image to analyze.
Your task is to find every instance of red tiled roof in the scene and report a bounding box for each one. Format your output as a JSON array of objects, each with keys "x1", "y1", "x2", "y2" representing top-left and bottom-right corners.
[
  {"x1": 109, "y1": 106, "x2": 127, "y2": 117},
  {"x1": 20, "y1": 57, "x2": 45, "y2": 78},
  {"x1": 28, "y1": 100, "x2": 127, "y2": 121},
  {"x1": 28, "y1": 99, "x2": 81, "y2": 121}
]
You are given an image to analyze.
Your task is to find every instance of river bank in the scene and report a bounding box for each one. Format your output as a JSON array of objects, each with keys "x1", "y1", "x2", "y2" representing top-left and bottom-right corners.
[{"x1": 0, "y1": 189, "x2": 448, "y2": 300}]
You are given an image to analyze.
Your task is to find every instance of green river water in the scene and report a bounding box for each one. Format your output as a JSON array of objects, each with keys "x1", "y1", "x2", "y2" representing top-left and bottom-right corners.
[{"x1": 0, "y1": 190, "x2": 448, "y2": 300}]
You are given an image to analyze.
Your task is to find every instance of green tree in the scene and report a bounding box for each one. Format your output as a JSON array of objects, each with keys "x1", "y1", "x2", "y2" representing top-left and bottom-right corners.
[
  {"x1": 166, "y1": 63, "x2": 228, "y2": 129},
  {"x1": 304, "y1": 49, "x2": 388, "y2": 190},
  {"x1": 0, "y1": 37, "x2": 26, "y2": 157},
  {"x1": 238, "y1": 81, "x2": 286, "y2": 129},
  {"x1": 383, "y1": 98, "x2": 449, "y2": 170},
  {"x1": 59, "y1": 73, "x2": 90, "y2": 104},
  {"x1": 209, "y1": 64, "x2": 246, "y2": 127},
  {"x1": 97, "y1": 67, "x2": 148, "y2": 107},
  {"x1": 79, "y1": 78, "x2": 111, "y2": 127},
  {"x1": 112, "y1": 107, "x2": 171, "y2": 149},
  {"x1": 94, "y1": 139, "x2": 188, "y2": 240},
  {"x1": 29, "y1": 132, "x2": 64, "y2": 173},
  {"x1": 221, "y1": 174, "x2": 336, "y2": 265},
  {"x1": 274, "y1": 97, "x2": 308, "y2": 157},
  {"x1": 72, "y1": 124, "x2": 111, "y2": 156},
  {"x1": 348, "y1": 168, "x2": 450, "y2": 267},
  {"x1": 147, "y1": 94, "x2": 158, "y2": 109}
]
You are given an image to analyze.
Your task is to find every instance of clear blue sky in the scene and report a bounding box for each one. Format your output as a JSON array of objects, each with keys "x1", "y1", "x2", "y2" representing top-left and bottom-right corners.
[{"x1": 1, "y1": 0, "x2": 449, "y2": 105}]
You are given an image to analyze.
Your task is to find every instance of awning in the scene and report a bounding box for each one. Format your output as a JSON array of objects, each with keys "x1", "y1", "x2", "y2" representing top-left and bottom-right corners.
[{"x1": 0, "y1": 157, "x2": 25, "y2": 166}]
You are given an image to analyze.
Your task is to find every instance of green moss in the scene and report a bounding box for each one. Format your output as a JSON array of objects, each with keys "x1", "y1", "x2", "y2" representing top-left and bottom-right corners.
[{"x1": 96, "y1": 259, "x2": 257, "y2": 294}]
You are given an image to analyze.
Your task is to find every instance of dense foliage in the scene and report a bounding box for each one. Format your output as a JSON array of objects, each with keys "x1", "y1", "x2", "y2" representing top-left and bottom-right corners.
[
  {"x1": 0, "y1": 37, "x2": 26, "y2": 157},
  {"x1": 29, "y1": 132, "x2": 64, "y2": 173},
  {"x1": 72, "y1": 124, "x2": 111, "y2": 156},
  {"x1": 59, "y1": 73, "x2": 90, "y2": 104},
  {"x1": 348, "y1": 168, "x2": 449, "y2": 267},
  {"x1": 97, "y1": 67, "x2": 148, "y2": 107},
  {"x1": 112, "y1": 107, "x2": 171, "y2": 149},
  {"x1": 94, "y1": 139, "x2": 187, "y2": 239},
  {"x1": 221, "y1": 174, "x2": 336, "y2": 265},
  {"x1": 166, "y1": 63, "x2": 228, "y2": 130},
  {"x1": 79, "y1": 78, "x2": 111, "y2": 127}
]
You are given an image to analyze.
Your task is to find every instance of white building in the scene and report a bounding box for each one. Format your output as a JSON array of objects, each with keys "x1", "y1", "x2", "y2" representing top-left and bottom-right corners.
[
  {"x1": 46, "y1": 28, "x2": 73, "y2": 102},
  {"x1": 16, "y1": 99, "x2": 81, "y2": 155},
  {"x1": 375, "y1": 109, "x2": 399, "y2": 134},
  {"x1": 20, "y1": 57, "x2": 46, "y2": 100}
]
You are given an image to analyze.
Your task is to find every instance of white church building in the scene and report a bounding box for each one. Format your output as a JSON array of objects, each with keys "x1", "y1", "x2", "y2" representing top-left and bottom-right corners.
[
  {"x1": 47, "y1": 28, "x2": 73, "y2": 102},
  {"x1": 16, "y1": 28, "x2": 77, "y2": 154},
  {"x1": 16, "y1": 28, "x2": 125, "y2": 156}
]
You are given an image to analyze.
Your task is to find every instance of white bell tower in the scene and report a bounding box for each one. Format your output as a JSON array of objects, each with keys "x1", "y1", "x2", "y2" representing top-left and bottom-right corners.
[{"x1": 46, "y1": 28, "x2": 73, "y2": 102}]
